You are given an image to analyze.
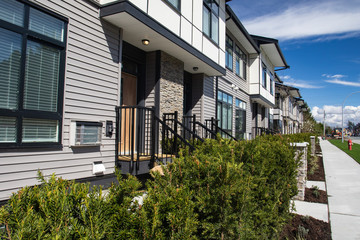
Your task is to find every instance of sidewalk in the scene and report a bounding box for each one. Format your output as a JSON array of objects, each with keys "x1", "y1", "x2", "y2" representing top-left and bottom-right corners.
[{"x1": 320, "y1": 139, "x2": 360, "y2": 240}]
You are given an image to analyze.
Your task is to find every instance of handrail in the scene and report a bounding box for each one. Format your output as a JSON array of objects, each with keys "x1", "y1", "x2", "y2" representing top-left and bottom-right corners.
[
  {"x1": 213, "y1": 123, "x2": 237, "y2": 141},
  {"x1": 166, "y1": 118, "x2": 204, "y2": 143},
  {"x1": 194, "y1": 121, "x2": 217, "y2": 139},
  {"x1": 154, "y1": 116, "x2": 195, "y2": 151},
  {"x1": 207, "y1": 118, "x2": 237, "y2": 141}
]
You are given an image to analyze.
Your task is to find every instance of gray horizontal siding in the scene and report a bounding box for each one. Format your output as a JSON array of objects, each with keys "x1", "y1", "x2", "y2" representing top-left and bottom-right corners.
[
  {"x1": 0, "y1": 0, "x2": 120, "y2": 201},
  {"x1": 203, "y1": 76, "x2": 216, "y2": 122}
]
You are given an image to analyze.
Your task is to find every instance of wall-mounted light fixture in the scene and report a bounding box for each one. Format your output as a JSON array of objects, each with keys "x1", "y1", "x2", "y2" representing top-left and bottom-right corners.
[
  {"x1": 193, "y1": 67, "x2": 198, "y2": 71},
  {"x1": 142, "y1": 39, "x2": 150, "y2": 45}
]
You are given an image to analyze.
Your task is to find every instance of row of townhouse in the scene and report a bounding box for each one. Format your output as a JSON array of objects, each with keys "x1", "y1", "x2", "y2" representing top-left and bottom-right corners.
[
  {"x1": 274, "y1": 80, "x2": 305, "y2": 134},
  {"x1": 0, "y1": 0, "x2": 305, "y2": 201}
]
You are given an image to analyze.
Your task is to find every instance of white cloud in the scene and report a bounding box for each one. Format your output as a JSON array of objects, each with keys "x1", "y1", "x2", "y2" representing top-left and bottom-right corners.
[
  {"x1": 325, "y1": 79, "x2": 360, "y2": 87},
  {"x1": 243, "y1": 0, "x2": 360, "y2": 41},
  {"x1": 322, "y1": 74, "x2": 360, "y2": 87},
  {"x1": 312, "y1": 105, "x2": 360, "y2": 127},
  {"x1": 280, "y1": 75, "x2": 323, "y2": 89}
]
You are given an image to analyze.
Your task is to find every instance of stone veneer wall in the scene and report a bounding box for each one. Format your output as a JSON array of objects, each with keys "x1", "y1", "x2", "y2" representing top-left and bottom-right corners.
[
  {"x1": 292, "y1": 142, "x2": 308, "y2": 201},
  {"x1": 159, "y1": 51, "x2": 184, "y2": 121}
]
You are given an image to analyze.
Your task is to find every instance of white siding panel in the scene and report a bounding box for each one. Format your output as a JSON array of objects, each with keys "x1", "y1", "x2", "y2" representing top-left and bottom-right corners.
[
  {"x1": 192, "y1": 26, "x2": 202, "y2": 51},
  {"x1": 148, "y1": 0, "x2": 180, "y2": 35},
  {"x1": 181, "y1": 0, "x2": 192, "y2": 22},
  {"x1": 193, "y1": 0, "x2": 202, "y2": 30},
  {"x1": 181, "y1": 16, "x2": 192, "y2": 44},
  {"x1": 202, "y1": 37, "x2": 218, "y2": 64},
  {"x1": 219, "y1": 49, "x2": 225, "y2": 68},
  {"x1": 218, "y1": 7, "x2": 226, "y2": 52},
  {"x1": 128, "y1": 0, "x2": 148, "y2": 13}
]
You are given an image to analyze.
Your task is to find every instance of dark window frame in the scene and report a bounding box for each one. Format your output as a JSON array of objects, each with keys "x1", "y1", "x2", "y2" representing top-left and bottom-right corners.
[
  {"x1": 203, "y1": 0, "x2": 219, "y2": 45},
  {"x1": 262, "y1": 63, "x2": 267, "y2": 89},
  {"x1": 217, "y1": 90, "x2": 233, "y2": 135},
  {"x1": 225, "y1": 35, "x2": 233, "y2": 70},
  {"x1": 235, "y1": 45, "x2": 247, "y2": 80},
  {"x1": 0, "y1": 0, "x2": 67, "y2": 148},
  {"x1": 235, "y1": 98, "x2": 246, "y2": 139}
]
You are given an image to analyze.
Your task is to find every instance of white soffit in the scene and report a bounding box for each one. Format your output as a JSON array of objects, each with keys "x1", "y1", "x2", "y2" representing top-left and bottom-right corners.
[
  {"x1": 226, "y1": 20, "x2": 257, "y2": 54},
  {"x1": 261, "y1": 43, "x2": 285, "y2": 67},
  {"x1": 103, "y1": 13, "x2": 222, "y2": 76}
]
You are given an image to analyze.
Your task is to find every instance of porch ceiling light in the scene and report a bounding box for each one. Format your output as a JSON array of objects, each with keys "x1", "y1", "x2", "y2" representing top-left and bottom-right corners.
[{"x1": 142, "y1": 39, "x2": 150, "y2": 45}]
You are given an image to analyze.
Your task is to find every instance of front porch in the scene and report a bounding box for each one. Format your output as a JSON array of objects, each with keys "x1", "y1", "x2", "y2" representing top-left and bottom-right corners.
[{"x1": 115, "y1": 106, "x2": 237, "y2": 175}]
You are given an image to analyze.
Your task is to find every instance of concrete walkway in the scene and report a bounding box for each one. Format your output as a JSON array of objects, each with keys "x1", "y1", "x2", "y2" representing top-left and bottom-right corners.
[{"x1": 320, "y1": 139, "x2": 360, "y2": 240}]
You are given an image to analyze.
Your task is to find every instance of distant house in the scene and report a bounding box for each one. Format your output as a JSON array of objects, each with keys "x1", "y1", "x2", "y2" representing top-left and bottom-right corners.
[
  {"x1": 249, "y1": 35, "x2": 289, "y2": 137},
  {"x1": 274, "y1": 83, "x2": 304, "y2": 134}
]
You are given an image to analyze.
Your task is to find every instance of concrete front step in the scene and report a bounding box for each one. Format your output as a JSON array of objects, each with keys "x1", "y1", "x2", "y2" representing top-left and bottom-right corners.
[{"x1": 292, "y1": 200, "x2": 329, "y2": 223}]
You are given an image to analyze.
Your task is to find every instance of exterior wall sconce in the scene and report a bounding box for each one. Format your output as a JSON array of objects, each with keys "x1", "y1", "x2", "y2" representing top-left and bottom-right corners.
[
  {"x1": 142, "y1": 39, "x2": 150, "y2": 45},
  {"x1": 193, "y1": 67, "x2": 198, "y2": 71}
]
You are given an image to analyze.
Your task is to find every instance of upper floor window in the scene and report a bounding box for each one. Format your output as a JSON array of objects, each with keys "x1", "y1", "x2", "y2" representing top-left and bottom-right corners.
[
  {"x1": 262, "y1": 63, "x2": 267, "y2": 88},
  {"x1": 165, "y1": 0, "x2": 180, "y2": 11},
  {"x1": 288, "y1": 97, "x2": 293, "y2": 114},
  {"x1": 203, "y1": 0, "x2": 219, "y2": 44},
  {"x1": 225, "y1": 35, "x2": 233, "y2": 70},
  {"x1": 0, "y1": 0, "x2": 67, "y2": 147},
  {"x1": 270, "y1": 72, "x2": 274, "y2": 95},
  {"x1": 235, "y1": 45, "x2": 247, "y2": 79}
]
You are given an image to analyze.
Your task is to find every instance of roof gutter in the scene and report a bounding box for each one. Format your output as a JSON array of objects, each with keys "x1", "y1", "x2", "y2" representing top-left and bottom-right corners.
[{"x1": 225, "y1": 5, "x2": 260, "y2": 53}]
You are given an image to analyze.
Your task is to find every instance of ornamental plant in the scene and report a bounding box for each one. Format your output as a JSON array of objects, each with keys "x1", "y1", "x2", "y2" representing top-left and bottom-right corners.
[{"x1": 0, "y1": 134, "x2": 301, "y2": 239}]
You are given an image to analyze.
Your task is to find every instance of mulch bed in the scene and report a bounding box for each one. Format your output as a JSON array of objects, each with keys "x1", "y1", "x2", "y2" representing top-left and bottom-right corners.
[
  {"x1": 305, "y1": 187, "x2": 328, "y2": 204},
  {"x1": 280, "y1": 214, "x2": 332, "y2": 240},
  {"x1": 281, "y1": 142, "x2": 332, "y2": 239},
  {"x1": 307, "y1": 148, "x2": 326, "y2": 181}
]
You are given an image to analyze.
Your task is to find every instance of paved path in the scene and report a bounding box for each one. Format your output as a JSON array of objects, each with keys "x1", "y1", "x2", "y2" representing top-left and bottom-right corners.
[{"x1": 320, "y1": 139, "x2": 360, "y2": 240}]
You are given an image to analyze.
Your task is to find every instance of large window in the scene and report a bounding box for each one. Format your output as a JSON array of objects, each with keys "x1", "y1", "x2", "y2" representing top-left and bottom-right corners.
[
  {"x1": 262, "y1": 63, "x2": 267, "y2": 88},
  {"x1": 0, "y1": 0, "x2": 67, "y2": 147},
  {"x1": 235, "y1": 45, "x2": 247, "y2": 79},
  {"x1": 269, "y1": 72, "x2": 274, "y2": 95},
  {"x1": 203, "y1": 0, "x2": 219, "y2": 44},
  {"x1": 217, "y1": 90, "x2": 233, "y2": 136},
  {"x1": 225, "y1": 35, "x2": 233, "y2": 70},
  {"x1": 235, "y1": 99, "x2": 246, "y2": 139}
]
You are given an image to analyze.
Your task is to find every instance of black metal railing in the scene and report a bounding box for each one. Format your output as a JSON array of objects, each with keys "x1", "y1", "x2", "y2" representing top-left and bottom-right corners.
[
  {"x1": 164, "y1": 112, "x2": 204, "y2": 146},
  {"x1": 116, "y1": 107, "x2": 198, "y2": 174},
  {"x1": 252, "y1": 127, "x2": 275, "y2": 137},
  {"x1": 205, "y1": 117, "x2": 237, "y2": 141},
  {"x1": 154, "y1": 115, "x2": 196, "y2": 163},
  {"x1": 116, "y1": 106, "x2": 156, "y2": 172}
]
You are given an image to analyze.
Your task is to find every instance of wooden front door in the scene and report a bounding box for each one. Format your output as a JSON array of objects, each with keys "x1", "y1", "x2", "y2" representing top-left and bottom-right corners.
[{"x1": 120, "y1": 72, "x2": 137, "y2": 154}]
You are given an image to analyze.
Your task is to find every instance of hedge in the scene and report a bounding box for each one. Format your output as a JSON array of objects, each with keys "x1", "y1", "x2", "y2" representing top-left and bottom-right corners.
[{"x1": 0, "y1": 134, "x2": 301, "y2": 239}]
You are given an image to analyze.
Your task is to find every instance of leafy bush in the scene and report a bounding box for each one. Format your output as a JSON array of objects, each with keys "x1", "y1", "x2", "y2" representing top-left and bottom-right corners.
[
  {"x1": 0, "y1": 170, "x2": 142, "y2": 239},
  {"x1": 1, "y1": 135, "x2": 300, "y2": 239}
]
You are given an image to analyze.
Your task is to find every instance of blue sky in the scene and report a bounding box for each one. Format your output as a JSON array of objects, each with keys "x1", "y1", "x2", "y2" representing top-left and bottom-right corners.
[{"x1": 228, "y1": 0, "x2": 360, "y2": 127}]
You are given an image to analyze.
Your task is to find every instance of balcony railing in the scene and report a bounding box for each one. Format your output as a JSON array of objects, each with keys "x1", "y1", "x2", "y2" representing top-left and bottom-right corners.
[{"x1": 252, "y1": 127, "x2": 275, "y2": 137}]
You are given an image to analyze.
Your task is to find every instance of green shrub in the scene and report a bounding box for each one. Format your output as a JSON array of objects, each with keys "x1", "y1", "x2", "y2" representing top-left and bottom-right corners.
[
  {"x1": 0, "y1": 170, "x2": 142, "y2": 239},
  {"x1": 1, "y1": 136, "x2": 299, "y2": 239}
]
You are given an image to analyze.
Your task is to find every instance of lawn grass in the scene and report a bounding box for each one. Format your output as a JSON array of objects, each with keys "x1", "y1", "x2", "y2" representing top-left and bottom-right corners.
[{"x1": 328, "y1": 139, "x2": 360, "y2": 164}]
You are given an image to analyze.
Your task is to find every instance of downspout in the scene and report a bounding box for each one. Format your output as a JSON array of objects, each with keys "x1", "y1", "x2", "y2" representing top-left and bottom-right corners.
[{"x1": 215, "y1": 76, "x2": 218, "y2": 120}]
